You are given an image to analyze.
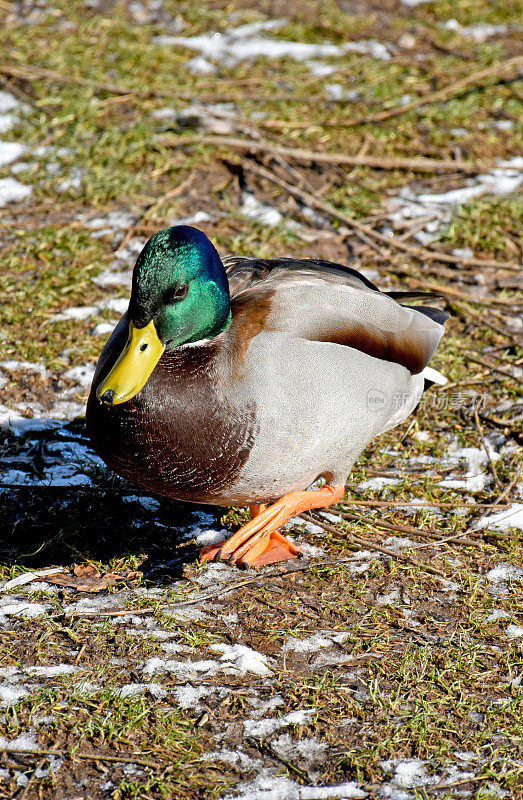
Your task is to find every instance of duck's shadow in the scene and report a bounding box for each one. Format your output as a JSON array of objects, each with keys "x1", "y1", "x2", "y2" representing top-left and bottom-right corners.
[{"x1": 0, "y1": 417, "x2": 224, "y2": 583}]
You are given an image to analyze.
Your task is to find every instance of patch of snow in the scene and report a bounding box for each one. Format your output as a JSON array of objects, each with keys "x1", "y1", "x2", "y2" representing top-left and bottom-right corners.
[
  {"x1": 57, "y1": 166, "x2": 84, "y2": 192},
  {"x1": 452, "y1": 247, "x2": 474, "y2": 259},
  {"x1": 297, "y1": 542, "x2": 324, "y2": 557},
  {"x1": 0, "y1": 359, "x2": 47, "y2": 377},
  {"x1": 122, "y1": 494, "x2": 161, "y2": 512},
  {"x1": 495, "y1": 120, "x2": 513, "y2": 131},
  {"x1": 0, "y1": 140, "x2": 25, "y2": 167},
  {"x1": 62, "y1": 364, "x2": 95, "y2": 388},
  {"x1": 75, "y1": 681, "x2": 102, "y2": 695},
  {"x1": 0, "y1": 177, "x2": 32, "y2": 206},
  {"x1": 381, "y1": 758, "x2": 438, "y2": 789},
  {"x1": 192, "y1": 526, "x2": 228, "y2": 549},
  {"x1": 475, "y1": 504, "x2": 523, "y2": 532},
  {"x1": 401, "y1": 0, "x2": 432, "y2": 6},
  {"x1": 142, "y1": 656, "x2": 220, "y2": 679},
  {"x1": 174, "y1": 684, "x2": 211, "y2": 709},
  {"x1": 385, "y1": 158, "x2": 523, "y2": 246},
  {"x1": 442, "y1": 19, "x2": 509, "y2": 42},
  {"x1": 0, "y1": 91, "x2": 21, "y2": 114},
  {"x1": 224, "y1": 770, "x2": 366, "y2": 799},
  {"x1": 376, "y1": 588, "x2": 401, "y2": 605},
  {"x1": 0, "y1": 114, "x2": 19, "y2": 133},
  {"x1": 203, "y1": 748, "x2": 259, "y2": 771},
  {"x1": 117, "y1": 682, "x2": 167, "y2": 699},
  {"x1": 42, "y1": 465, "x2": 92, "y2": 487},
  {"x1": 84, "y1": 210, "x2": 136, "y2": 231},
  {"x1": 283, "y1": 631, "x2": 349, "y2": 653},
  {"x1": 485, "y1": 609, "x2": 511, "y2": 622},
  {"x1": 91, "y1": 322, "x2": 115, "y2": 336},
  {"x1": 249, "y1": 694, "x2": 285, "y2": 717},
  {"x1": 271, "y1": 732, "x2": 328, "y2": 770},
  {"x1": 240, "y1": 191, "x2": 283, "y2": 226},
  {"x1": 382, "y1": 537, "x2": 416, "y2": 554},
  {"x1": 357, "y1": 477, "x2": 402, "y2": 491},
  {"x1": 0, "y1": 731, "x2": 38, "y2": 752},
  {"x1": 188, "y1": 56, "x2": 217, "y2": 75},
  {"x1": 92, "y1": 268, "x2": 132, "y2": 288},
  {"x1": 486, "y1": 563, "x2": 523, "y2": 584},
  {"x1": 52, "y1": 305, "x2": 99, "y2": 321},
  {"x1": 0, "y1": 597, "x2": 48, "y2": 620},
  {"x1": 211, "y1": 643, "x2": 272, "y2": 676},
  {"x1": 103, "y1": 297, "x2": 129, "y2": 315},
  {"x1": 244, "y1": 708, "x2": 317, "y2": 738},
  {"x1": 26, "y1": 664, "x2": 79, "y2": 677},
  {"x1": 0, "y1": 684, "x2": 29, "y2": 706},
  {"x1": 170, "y1": 210, "x2": 212, "y2": 226},
  {"x1": 506, "y1": 624, "x2": 523, "y2": 639},
  {"x1": 0, "y1": 407, "x2": 67, "y2": 436},
  {"x1": 307, "y1": 61, "x2": 337, "y2": 77},
  {"x1": 440, "y1": 444, "x2": 498, "y2": 493},
  {"x1": 158, "y1": 21, "x2": 390, "y2": 71},
  {"x1": 344, "y1": 40, "x2": 391, "y2": 60},
  {"x1": 48, "y1": 399, "x2": 85, "y2": 419}
]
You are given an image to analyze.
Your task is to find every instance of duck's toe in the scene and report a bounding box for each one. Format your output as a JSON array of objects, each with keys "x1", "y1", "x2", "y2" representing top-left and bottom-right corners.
[{"x1": 235, "y1": 529, "x2": 301, "y2": 569}]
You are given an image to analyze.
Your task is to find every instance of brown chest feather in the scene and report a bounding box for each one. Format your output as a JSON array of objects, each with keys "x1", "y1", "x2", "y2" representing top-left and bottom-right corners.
[{"x1": 86, "y1": 344, "x2": 257, "y2": 503}]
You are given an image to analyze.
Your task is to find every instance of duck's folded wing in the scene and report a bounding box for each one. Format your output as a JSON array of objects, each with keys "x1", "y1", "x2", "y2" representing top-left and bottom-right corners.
[
  {"x1": 224, "y1": 255, "x2": 381, "y2": 296},
  {"x1": 226, "y1": 258, "x2": 446, "y2": 375}
]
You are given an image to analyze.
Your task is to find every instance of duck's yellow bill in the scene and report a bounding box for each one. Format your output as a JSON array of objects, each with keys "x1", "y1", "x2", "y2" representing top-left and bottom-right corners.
[{"x1": 96, "y1": 320, "x2": 165, "y2": 405}]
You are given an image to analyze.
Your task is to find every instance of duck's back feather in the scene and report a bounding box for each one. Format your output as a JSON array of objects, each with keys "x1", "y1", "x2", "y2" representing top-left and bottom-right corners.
[{"x1": 224, "y1": 256, "x2": 447, "y2": 375}]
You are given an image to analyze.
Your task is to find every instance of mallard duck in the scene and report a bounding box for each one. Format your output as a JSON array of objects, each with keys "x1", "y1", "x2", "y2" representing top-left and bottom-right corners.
[{"x1": 86, "y1": 225, "x2": 447, "y2": 568}]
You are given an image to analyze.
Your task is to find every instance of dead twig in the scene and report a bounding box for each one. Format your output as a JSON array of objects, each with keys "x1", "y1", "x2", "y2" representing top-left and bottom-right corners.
[
  {"x1": 19, "y1": 755, "x2": 48, "y2": 800},
  {"x1": 259, "y1": 56, "x2": 523, "y2": 129},
  {"x1": 6, "y1": 747, "x2": 162, "y2": 770},
  {"x1": 326, "y1": 508, "x2": 482, "y2": 548},
  {"x1": 0, "y1": 64, "x2": 143, "y2": 97},
  {"x1": 158, "y1": 134, "x2": 509, "y2": 175},
  {"x1": 463, "y1": 352, "x2": 521, "y2": 382},
  {"x1": 240, "y1": 159, "x2": 520, "y2": 281},
  {"x1": 493, "y1": 465, "x2": 523, "y2": 506},
  {"x1": 302, "y1": 513, "x2": 453, "y2": 580},
  {"x1": 473, "y1": 400, "x2": 503, "y2": 491}
]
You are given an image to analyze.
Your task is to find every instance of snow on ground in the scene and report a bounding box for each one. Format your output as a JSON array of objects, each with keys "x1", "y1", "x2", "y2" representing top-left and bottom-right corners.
[
  {"x1": 475, "y1": 504, "x2": 523, "y2": 532},
  {"x1": 153, "y1": 19, "x2": 392, "y2": 74},
  {"x1": 383, "y1": 158, "x2": 523, "y2": 246},
  {"x1": 223, "y1": 771, "x2": 367, "y2": 800},
  {"x1": 0, "y1": 176, "x2": 32, "y2": 206}
]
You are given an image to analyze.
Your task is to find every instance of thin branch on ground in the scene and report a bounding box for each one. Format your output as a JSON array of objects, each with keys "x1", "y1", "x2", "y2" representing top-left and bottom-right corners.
[
  {"x1": 493, "y1": 466, "x2": 523, "y2": 506},
  {"x1": 7, "y1": 748, "x2": 163, "y2": 769},
  {"x1": 158, "y1": 134, "x2": 511, "y2": 175},
  {"x1": 301, "y1": 513, "x2": 453, "y2": 580},
  {"x1": 240, "y1": 159, "x2": 520, "y2": 280},
  {"x1": 473, "y1": 400, "x2": 503, "y2": 491},
  {"x1": 259, "y1": 56, "x2": 523, "y2": 129},
  {"x1": 326, "y1": 508, "x2": 482, "y2": 548}
]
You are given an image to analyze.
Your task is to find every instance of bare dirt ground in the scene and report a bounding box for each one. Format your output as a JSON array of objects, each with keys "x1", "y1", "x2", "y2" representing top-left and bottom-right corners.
[{"x1": 0, "y1": 0, "x2": 522, "y2": 798}]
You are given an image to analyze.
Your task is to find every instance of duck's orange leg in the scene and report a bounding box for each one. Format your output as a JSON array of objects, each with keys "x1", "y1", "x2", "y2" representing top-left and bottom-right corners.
[{"x1": 200, "y1": 484, "x2": 345, "y2": 569}]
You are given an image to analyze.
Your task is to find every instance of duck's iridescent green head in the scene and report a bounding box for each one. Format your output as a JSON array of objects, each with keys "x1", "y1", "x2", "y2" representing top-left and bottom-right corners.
[
  {"x1": 97, "y1": 226, "x2": 231, "y2": 406},
  {"x1": 130, "y1": 225, "x2": 231, "y2": 346}
]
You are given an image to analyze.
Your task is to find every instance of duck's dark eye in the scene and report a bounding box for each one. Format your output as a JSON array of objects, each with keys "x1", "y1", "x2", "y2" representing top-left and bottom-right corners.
[{"x1": 166, "y1": 283, "x2": 188, "y2": 303}]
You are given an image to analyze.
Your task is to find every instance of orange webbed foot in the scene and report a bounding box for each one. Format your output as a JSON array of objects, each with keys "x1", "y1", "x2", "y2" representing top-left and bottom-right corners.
[{"x1": 199, "y1": 484, "x2": 345, "y2": 569}]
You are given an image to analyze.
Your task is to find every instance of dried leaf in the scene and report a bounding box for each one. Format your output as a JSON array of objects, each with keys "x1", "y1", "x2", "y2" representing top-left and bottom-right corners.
[
  {"x1": 45, "y1": 573, "x2": 112, "y2": 593},
  {"x1": 73, "y1": 563, "x2": 100, "y2": 579},
  {"x1": 44, "y1": 568, "x2": 141, "y2": 593}
]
